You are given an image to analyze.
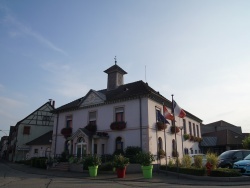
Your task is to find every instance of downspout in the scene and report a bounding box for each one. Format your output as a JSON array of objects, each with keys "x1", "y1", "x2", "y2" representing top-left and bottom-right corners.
[
  {"x1": 139, "y1": 97, "x2": 142, "y2": 150},
  {"x1": 54, "y1": 113, "x2": 59, "y2": 158}
]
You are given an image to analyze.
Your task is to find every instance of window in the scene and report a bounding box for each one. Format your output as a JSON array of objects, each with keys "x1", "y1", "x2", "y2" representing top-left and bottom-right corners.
[
  {"x1": 94, "y1": 144, "x2": 97, "y2": 154},
  {"x1": 89, "y1": 111, "x2": 97, "y2": 125},
  {"x1": 184, "y1": 148, "x2": 189, "y2": 155},
  {"x1": 183, "y1": 119, "x2": 186, "y2": 134},
  {"x1": 158, "y1": 137, "x2": 163, "y2": 150},
  {"x1": 34, "y1": 149, "x2": 38, "y2": 154},
  {"x1": 66, "y1": 115, "x2": 72, "y2": 128},
  {"x1": 23, "y1": 126, "x2": 31, "y2": 135},
  {"x1": 193, "y1": 123, "x2": 196, "y2": 137},
  {"x1": 115, "y1": 137, "x2": 123, "y2": 151},
  {"x1": 189, "y1": 122, "x2": 192, "y2": 136},
  {"x1": 115, "y1": 107, "x2": 124, "y2": 122},
  {"x1": 196, "y1": 124, "x2": 200, "y2": 137},
  {"x1": 101, "y1": 144, "x2": 105, "y2": 155}
]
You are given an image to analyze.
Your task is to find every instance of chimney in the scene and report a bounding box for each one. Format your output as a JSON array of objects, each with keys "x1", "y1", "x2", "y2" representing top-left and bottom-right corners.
[{"x1": 49, "y1": 99, "x2": 55, "y2": 107}]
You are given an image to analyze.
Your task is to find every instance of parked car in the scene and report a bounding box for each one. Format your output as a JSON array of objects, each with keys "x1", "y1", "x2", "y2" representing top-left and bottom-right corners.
[
  {"x1": 190, "y1": 154, "x2": 207, "y2": 166},
  {"x1": 217, "y1": 150, "x2": 250, "y2": 168},
  {"x1": 233, "y1": 154, "x2": 250, "y2": 175}
]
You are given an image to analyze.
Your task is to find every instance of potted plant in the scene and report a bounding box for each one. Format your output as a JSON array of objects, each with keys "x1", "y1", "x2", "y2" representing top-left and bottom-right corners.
[
  {"x1": 61, "y1": 127, "x2": 72, "y2": 138},
  {"x1": 113, "y1": 154, "x2": 129, "y2": 178},
  {"x1": 136, "y1": 151, "x2": 155, "y2": 178},
  {"x1": 170, "y1": 126, "x2": 180, "y2": 134},
  {"x1": 85, "y1": 123, "x2": 97, "y2": 133},
  {"x1": 156, "y1": 122, "x2": 167, "y2": 131},
  {"x1": 183, "y1": 134, "x2": 190, "y2": 140},
  {"x1": 157, "y1": 149, "x2": 166, "y2": 159},
  {"x1": 189, "y1": 135, "x2": 194, "y2": 141},
  {"x1": 83, "y1": 155, "x2": 101, "y2": 177},
  {"x1": 110, "y1": 121, "x2": 126, "y2": 130}
]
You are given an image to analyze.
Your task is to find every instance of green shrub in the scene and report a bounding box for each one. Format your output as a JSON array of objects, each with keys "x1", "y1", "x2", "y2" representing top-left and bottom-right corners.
[
  {"x1": 83, "y1": 155, "x2": 102, "y2": 167},
  {"x1": 113, "y1": 149, "x2": 124, "y2": 156},
  {"x1": 113, "y1": 154, "x2": 129, "y2": 169},
  {"x1": 166, "y1": 166, "x2": 206, "y2": 176},
  {"x1": 194, "y1": 155, "x2": 202, "y2": 168},
  {"x1": 168, "y1": 158, "x2": 174, "y2": 167},
  {"x1": 39, "y1": 158, "x2": 47, "y2": 169},
  {"x1": 136, "y1": 151, "x2": 155, "y2": 166},
  {"x1": 210, "y1": 168, "x2": 242, "y2": 177},
  {"x1": 181, "y1": 155, "x2": 192, "y2": 168},
  {"x1": 206, "y1": 152, "x2": 218, "y2": 169},
  {"x1": 125, "y1": 146, "x2": 142, "y2": 163}
]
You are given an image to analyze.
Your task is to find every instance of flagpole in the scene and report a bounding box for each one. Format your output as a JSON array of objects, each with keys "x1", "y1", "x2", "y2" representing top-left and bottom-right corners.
[
  {"x1": 155, "y1": 106, "x2": 160, "y2": 172},
  {"x1": 171, "y1": 94, "x2": 179, "y2": 173},
  {"x1": 162, "y1": 103, "x2": 168, "y2": 175}
]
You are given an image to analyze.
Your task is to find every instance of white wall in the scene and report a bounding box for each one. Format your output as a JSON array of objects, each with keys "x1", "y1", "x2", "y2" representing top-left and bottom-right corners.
[{"x1": 52, "y1": 96, "x2": 202, "y2": 163}]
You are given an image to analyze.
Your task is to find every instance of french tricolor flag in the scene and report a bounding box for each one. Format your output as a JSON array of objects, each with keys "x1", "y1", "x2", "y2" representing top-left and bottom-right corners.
[
  {"x1": 163, "y1": 105, "x2": 174, "y2": 120},
  {"x1": 173, "y1": 100, "x2": 186, "y2": 118}
]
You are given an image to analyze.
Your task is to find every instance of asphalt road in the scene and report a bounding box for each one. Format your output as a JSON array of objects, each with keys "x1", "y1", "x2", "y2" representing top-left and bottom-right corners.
[{"x1": 1, "y1": 162, "x2": 250, "y2": 188}]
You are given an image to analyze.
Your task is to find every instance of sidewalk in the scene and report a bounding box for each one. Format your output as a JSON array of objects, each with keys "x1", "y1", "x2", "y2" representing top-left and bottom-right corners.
[{"x1": 4, "y1": 161, "x2": 250, "y2": 186}]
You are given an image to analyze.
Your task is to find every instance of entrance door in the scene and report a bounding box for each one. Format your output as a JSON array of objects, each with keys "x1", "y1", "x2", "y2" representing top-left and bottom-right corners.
[{"x1": 76, "y1": 137, "x2": 87, "y2": 157}]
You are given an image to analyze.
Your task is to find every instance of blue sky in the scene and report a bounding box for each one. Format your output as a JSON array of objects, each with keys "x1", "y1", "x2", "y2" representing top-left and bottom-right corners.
[{"x1": 1, "y1": 0, "x2": 250, "y2": 137}]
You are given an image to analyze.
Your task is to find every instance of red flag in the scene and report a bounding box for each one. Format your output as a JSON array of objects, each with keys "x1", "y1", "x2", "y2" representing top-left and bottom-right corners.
[
  {"x1": 173, "y1": 100, "x2": 186, "y2": 118},
  {"x1": 163, "y1": 105, "x2": 174, "y2": 120}
]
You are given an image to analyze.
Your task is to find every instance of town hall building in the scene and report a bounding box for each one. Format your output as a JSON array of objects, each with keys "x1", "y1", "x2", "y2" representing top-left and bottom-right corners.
[{"x1": 51, "y1": 61, "x2": 202, "y2": 163}]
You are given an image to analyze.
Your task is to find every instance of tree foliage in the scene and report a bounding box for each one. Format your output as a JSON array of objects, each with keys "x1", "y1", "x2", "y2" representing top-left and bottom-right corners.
[{"x1": 242, "y1": 136, "x2": 250, "y2": 149}]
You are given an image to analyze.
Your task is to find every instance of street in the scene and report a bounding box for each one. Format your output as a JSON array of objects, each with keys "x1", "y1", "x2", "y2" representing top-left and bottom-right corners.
[{"x1": 1, "y1": 162, "x2": 250, "y2": 188}]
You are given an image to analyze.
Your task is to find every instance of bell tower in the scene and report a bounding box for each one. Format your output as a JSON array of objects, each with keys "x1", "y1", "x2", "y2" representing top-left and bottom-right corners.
[{"x1": 104, "y1": 57, "x2": 127, "y2": 91}]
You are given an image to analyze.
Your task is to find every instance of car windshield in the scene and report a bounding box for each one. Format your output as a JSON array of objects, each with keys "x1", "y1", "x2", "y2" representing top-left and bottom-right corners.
[
  {"x1": 218, "y1": 150, "x2": 235, "y2": 159},
  {"x1": 244, "y1": 154, "x2": 250, "y2": 160}
]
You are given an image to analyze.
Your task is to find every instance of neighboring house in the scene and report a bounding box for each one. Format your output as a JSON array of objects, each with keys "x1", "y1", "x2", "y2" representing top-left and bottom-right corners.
[
  {"x1": 201, "y1": 120, "x2": 242, "y2": 134},
  {"x1": 7, "y1": 126, "x2": 16, "y2": 161},
  {"x1": 26, "y1": 131, "x2": 53, "y2": 159},
  {"x1": 200, "y1": 120, "x2": 249, "y2": 154},
  {"x1": 9, "y1": 101, "x2": 55, "y2": 161},
  {"x1": 0, "y1": 136, "x2": 8, "y2": 159},
  {"x1": 51, "y1": 62, "x2": 203, "y2": 162}
]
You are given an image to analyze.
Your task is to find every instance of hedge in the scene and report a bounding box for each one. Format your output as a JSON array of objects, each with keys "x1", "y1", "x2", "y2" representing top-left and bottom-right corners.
[{"x1": 210, "y1": 168, "x2": 242, "y2": 177}]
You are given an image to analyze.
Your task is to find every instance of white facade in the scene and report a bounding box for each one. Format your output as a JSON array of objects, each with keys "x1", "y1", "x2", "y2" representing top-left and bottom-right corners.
[{"x1": 52, "y1": 95, "x2": 201, "y2": 163}]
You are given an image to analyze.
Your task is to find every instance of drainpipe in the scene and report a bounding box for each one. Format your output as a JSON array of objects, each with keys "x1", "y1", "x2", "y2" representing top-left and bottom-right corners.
[
  {"x1": 139, "y1": 97, "x2": 142, "y2": 149},
  {"x1": 54, "y1": 113, "x2": 59, "y2": 158}
]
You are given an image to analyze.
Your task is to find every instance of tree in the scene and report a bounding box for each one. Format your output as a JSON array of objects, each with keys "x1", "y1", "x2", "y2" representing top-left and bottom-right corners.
[{"x1": 242, "y1": 136, "x2": 250, "y2": 149}]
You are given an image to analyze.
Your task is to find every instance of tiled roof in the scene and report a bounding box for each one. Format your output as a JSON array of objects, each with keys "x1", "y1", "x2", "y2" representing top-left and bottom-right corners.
[
  {"x1": 104, "y1": 64, "x2": 127, "y2": 74},
  {"x1": 52, "y1": 80, "x2": 202, "y2": 122},
  {"x1": 26, "y1": 131, "x2": 53, "y2": 145}
]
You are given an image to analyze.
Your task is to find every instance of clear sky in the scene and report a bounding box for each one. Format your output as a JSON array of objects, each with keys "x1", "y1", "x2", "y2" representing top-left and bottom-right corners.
[{"x1": 1, "y1": 0, "x2": 250, "y2": 138}]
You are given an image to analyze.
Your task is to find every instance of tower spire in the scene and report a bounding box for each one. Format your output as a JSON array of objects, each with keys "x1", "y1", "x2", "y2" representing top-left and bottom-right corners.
[{"x1": 114, "y1": 56, "x2": 117, "y2": 65}]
